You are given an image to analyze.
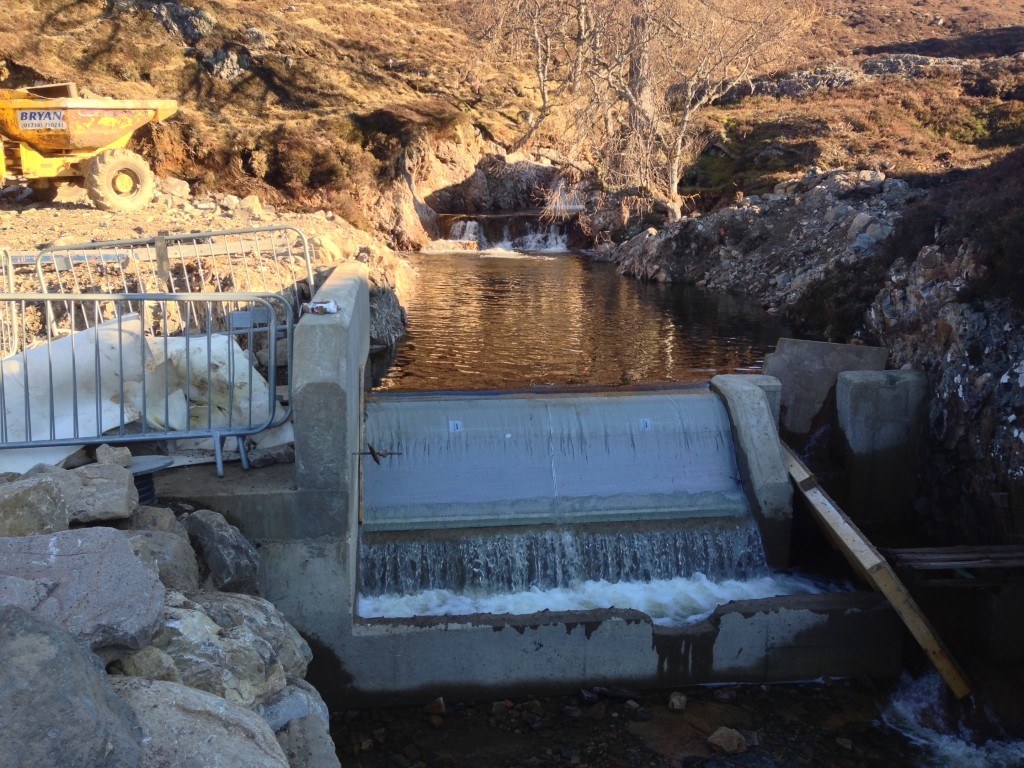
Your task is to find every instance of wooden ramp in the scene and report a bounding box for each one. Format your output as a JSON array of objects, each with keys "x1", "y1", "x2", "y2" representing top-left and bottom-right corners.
[{"x1": 782, "y1": 444, "x2": 972, "y2": 700}]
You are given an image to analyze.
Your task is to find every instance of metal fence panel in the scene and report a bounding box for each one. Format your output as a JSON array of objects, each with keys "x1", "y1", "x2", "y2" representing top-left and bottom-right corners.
[
  {"x1": 0, "y1": 292, "x2": 286, "y2": 476},
  {"x1": 0, "y1": 250, "x2": 14, "y2": 357},
  {"x1": 30, "y1": 225, "x2": 315, "y2": 319}
]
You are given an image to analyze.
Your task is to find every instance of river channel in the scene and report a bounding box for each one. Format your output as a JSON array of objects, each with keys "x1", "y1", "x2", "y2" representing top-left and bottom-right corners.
[{"x1": 375, "y1": 248, "x2": 789, "y2": 392}]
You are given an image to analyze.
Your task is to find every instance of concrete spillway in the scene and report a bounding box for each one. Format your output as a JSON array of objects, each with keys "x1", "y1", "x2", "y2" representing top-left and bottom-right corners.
[
  {"x1": 362, "y1": 390, "x2": 749, "y2": 530},
  {"x1": 156, "y1": 266, "x2": 905, "y2": 704}
]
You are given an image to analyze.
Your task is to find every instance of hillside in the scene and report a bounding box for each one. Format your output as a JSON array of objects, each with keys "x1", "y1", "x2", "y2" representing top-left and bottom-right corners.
[
  {"x1": 1, "y1": 0, "x2": 1021, "y2": 217},
  {"x1": 0, "y1": 0, "x2": 531, "y2": 217}
]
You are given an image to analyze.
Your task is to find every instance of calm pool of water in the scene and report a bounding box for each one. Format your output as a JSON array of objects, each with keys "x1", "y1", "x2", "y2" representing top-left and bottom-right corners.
[{"x1": 375, "y1": 249, "x2": 789, "y2": 392}]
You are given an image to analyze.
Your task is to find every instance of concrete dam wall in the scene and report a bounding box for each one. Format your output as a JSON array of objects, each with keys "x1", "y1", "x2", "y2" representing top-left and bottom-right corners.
[
  {"x1": 157, "y1": 265, "x2": 904, "y2": 705},
  {"x1": 362, "y1": 390, "x2": 749, "y2": 530}
]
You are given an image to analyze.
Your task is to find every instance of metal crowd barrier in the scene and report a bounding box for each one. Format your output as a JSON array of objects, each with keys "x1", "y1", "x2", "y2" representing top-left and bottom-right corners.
[
  {"x1": 0, "y1": 292, "x2": 288, "y2": 476},
  {"x1": 28, "y1": 225, "x2": 315, "y2": 319},
  {"x1": 0, "y1": 250, "x2": 14, "y2": 358}
]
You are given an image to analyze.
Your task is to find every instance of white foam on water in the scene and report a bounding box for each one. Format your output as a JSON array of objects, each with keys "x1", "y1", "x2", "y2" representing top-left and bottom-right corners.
[
  {"x1": 358, "y1": 571, "x2": 829, "y2": 626},
  {"x1": 477, "y1": 248, "x2": 556, "y2": 261},
  {"x1": 883, "y1": 671, "x2": 1024, "y2": 768}
]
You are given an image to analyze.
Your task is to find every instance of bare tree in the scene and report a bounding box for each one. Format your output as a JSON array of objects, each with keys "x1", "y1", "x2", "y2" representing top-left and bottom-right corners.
[{"x1": 457, "y1": 0, "x2": 816, "y2": 219}]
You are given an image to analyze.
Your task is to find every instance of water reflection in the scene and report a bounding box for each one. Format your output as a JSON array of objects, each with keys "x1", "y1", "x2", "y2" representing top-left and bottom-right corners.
[{"x1": 376, "y1": 250, "x2": 789, "y2": 392}]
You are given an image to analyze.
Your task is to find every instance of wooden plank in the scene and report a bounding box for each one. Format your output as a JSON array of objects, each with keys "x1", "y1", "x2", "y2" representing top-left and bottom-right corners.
[
  {"x1": 782, "y1": 444, "x2": 972, "y2": 700},
  {"x1": 886, "y1": 547, "x2": 1024, "y2": 570}
]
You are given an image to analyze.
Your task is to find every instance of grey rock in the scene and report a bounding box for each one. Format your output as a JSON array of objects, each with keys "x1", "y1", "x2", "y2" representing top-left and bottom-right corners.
[
  {"x1": 256, "y1": 679, "x2": 330, "y2": 731},
  {"x1": 185, "y1": 509, "x2": 261, "y2": 593},
  {"x1": 126, "y1": 505, "x2": 189, "y2": 539},
  {"x1": 846, "y1": 212, "x2": 874, "y2": 238},
  {"x1": 0, "y1": 527, "x2": 164, "y2": 661},
  {"x1": 109, "y1": 644, "x2": 182, "y2": 683},
  {"x1": 158, "y1": 176, "x2": 191, "y2": 199},
  {"x1": 111, "y1": 676, "x2": 290, "y2": 768},
  {"x1": 0, "y1": 606, "x2": 142, "y2": 768},
  {"x1": 708, "y1": 725, "x2": 747, "y2": 754},
  {"x1": 95, "y1": 444, "x2": 133, "y2": 467},
  {"x1": 0, "y1": 474, "x2": 69, "y2": 537},
  {"x1": 276, "y1": 715, "x2": 343, "y2": 768},
  {"x1": 25, "y1": 463, "x2": 138, "y2": 523},
  {"x1": 667, "y1": 691, "x2": 688, "y2": 711},
  {"x1": 151, "y1": 601, "x2": 287, "y2": 707},
  {"x1": 127, "y1": 530, "x2": 201, "y2": 593},
  {"x1": 69, "y1": 464, "x2": 139, "y2": 522},
  {"x1": 193, "y1": 591, "x2": 312, "y2": 679}
]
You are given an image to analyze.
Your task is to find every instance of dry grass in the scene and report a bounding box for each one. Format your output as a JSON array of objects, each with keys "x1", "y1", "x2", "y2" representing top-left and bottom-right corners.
[{"x1": 0, "y1": 0, "x2": 1021, "y2": 212}]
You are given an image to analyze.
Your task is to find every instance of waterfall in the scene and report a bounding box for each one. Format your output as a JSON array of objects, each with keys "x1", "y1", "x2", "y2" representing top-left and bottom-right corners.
[
  {"x1": 438, "y1": 212, "x2": 570, "y2": 252},
  {"x1": 449, "y1": 219, "x2": 484, "y2": 246},
  {"x1": 359, "y1": 519, "x2": 769, "y2": 596}
]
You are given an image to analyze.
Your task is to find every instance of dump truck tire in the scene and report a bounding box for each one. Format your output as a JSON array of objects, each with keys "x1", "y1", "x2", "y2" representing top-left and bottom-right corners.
[{"x1": 86, "y1": 149, "x2": 155, "y2": 212}]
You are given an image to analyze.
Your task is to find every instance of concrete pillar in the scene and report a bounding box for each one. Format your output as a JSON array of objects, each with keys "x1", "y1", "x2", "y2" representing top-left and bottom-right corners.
[
  {"x1": 835, "y1": 370, "x2": 927, "y2": 527},
  {"x1": 763, "y1": 339, "x2": 888, "y2": 441},
  {"x1": 710, "y1": 375, "x2": 792, "y2": 567}
]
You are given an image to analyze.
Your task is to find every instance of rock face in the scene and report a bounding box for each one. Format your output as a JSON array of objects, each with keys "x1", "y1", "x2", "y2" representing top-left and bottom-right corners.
[
  {"x1": 0, "y1": 527, "x2": 164, "y2": 661},
  {"x1": 184, "y1": 509, "x2": 261, "y2": 593},
  {"x1": 608, "y1": 168, "x2": 915, "y2": 312},
  {"x1": 276, "y1": 715, "x2": 343, "y2": 768},
  {"x1": 111, "y1": 676, "x2": 290, "y2": 768},
  {"x1": 608, "y1": 162, "x2": 1024, "y2": 543},
  {"x1": 0, "y1": 606, "x2": 142, "y2": 768}
]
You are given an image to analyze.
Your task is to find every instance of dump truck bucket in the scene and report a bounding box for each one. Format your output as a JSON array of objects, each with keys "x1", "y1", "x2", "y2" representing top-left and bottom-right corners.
[{"x1": 0, "y1": 90, "x2": 177, "y2": 154}]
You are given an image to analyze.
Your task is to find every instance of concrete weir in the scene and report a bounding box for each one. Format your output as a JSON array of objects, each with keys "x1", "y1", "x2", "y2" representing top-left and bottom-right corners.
[{"x1": 156, "y1": 265, "x2": 903, "y2": 704}]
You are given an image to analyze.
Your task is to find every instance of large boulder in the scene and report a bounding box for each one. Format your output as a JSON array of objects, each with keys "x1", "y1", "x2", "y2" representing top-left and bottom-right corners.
[
  {"x1": 127, "y1": 530, "x2": 201, "y2": 593},
  {"x1": 0, "y1": 527, "x2": 164, "y2": 661},
  {"x1": 193, "y1": 591, "x2": 312, "y2": 679},
  {"x1": 0, "y1": 606, "x2": 142, "y2": 768},
  {"x1": 110, "y1": 677, "x2": 290, "y2": 768},
  {"x1": 184, "y1": 509, "x2": 260, "y2": 594},
  {"x1": 0, "y1": 474, "x2": 69, "y2": 537},
  {"x1": 24, "y1": 463, "x2": 138, "y2": 523},
  {"x1": 149, "y1": 594, "x2": 287, "y2": 708}
]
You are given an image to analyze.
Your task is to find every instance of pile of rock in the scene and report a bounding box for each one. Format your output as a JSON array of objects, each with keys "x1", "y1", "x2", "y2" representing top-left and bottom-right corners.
[
  {"x1": 607, "y1": 167, "x2": 917, "y2": 313},
  {"x1": 0, "y1": 451, "x2": 340, "y2": 768}
]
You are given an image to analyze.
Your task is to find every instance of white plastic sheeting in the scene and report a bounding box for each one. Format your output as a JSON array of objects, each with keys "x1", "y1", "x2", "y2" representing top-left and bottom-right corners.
[
  {"x1": 0, "y1": 315, "x2": 288, "y2": 473},
  {"x1": 0, "y1": 315, "x2": 147, "y2": 471},
  {"x1": 362, "y1": 390, "x2": 749, "y2": 530}
]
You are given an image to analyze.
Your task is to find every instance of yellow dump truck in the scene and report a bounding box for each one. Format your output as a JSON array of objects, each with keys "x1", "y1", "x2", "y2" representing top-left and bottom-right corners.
[{"x1": 0, "y1": 83, "x2": 177, "y2": 211}]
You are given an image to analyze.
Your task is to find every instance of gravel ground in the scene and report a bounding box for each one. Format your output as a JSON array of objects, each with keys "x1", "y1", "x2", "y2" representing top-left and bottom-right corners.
[{"x1": 332, "y1": 679, "x2": 929, "y2": 768}]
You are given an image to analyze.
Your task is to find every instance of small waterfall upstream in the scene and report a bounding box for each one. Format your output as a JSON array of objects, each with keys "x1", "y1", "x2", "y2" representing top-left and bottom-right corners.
[{"x1": 440, "y1": 211, "x2": 570, "y2": 252}]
